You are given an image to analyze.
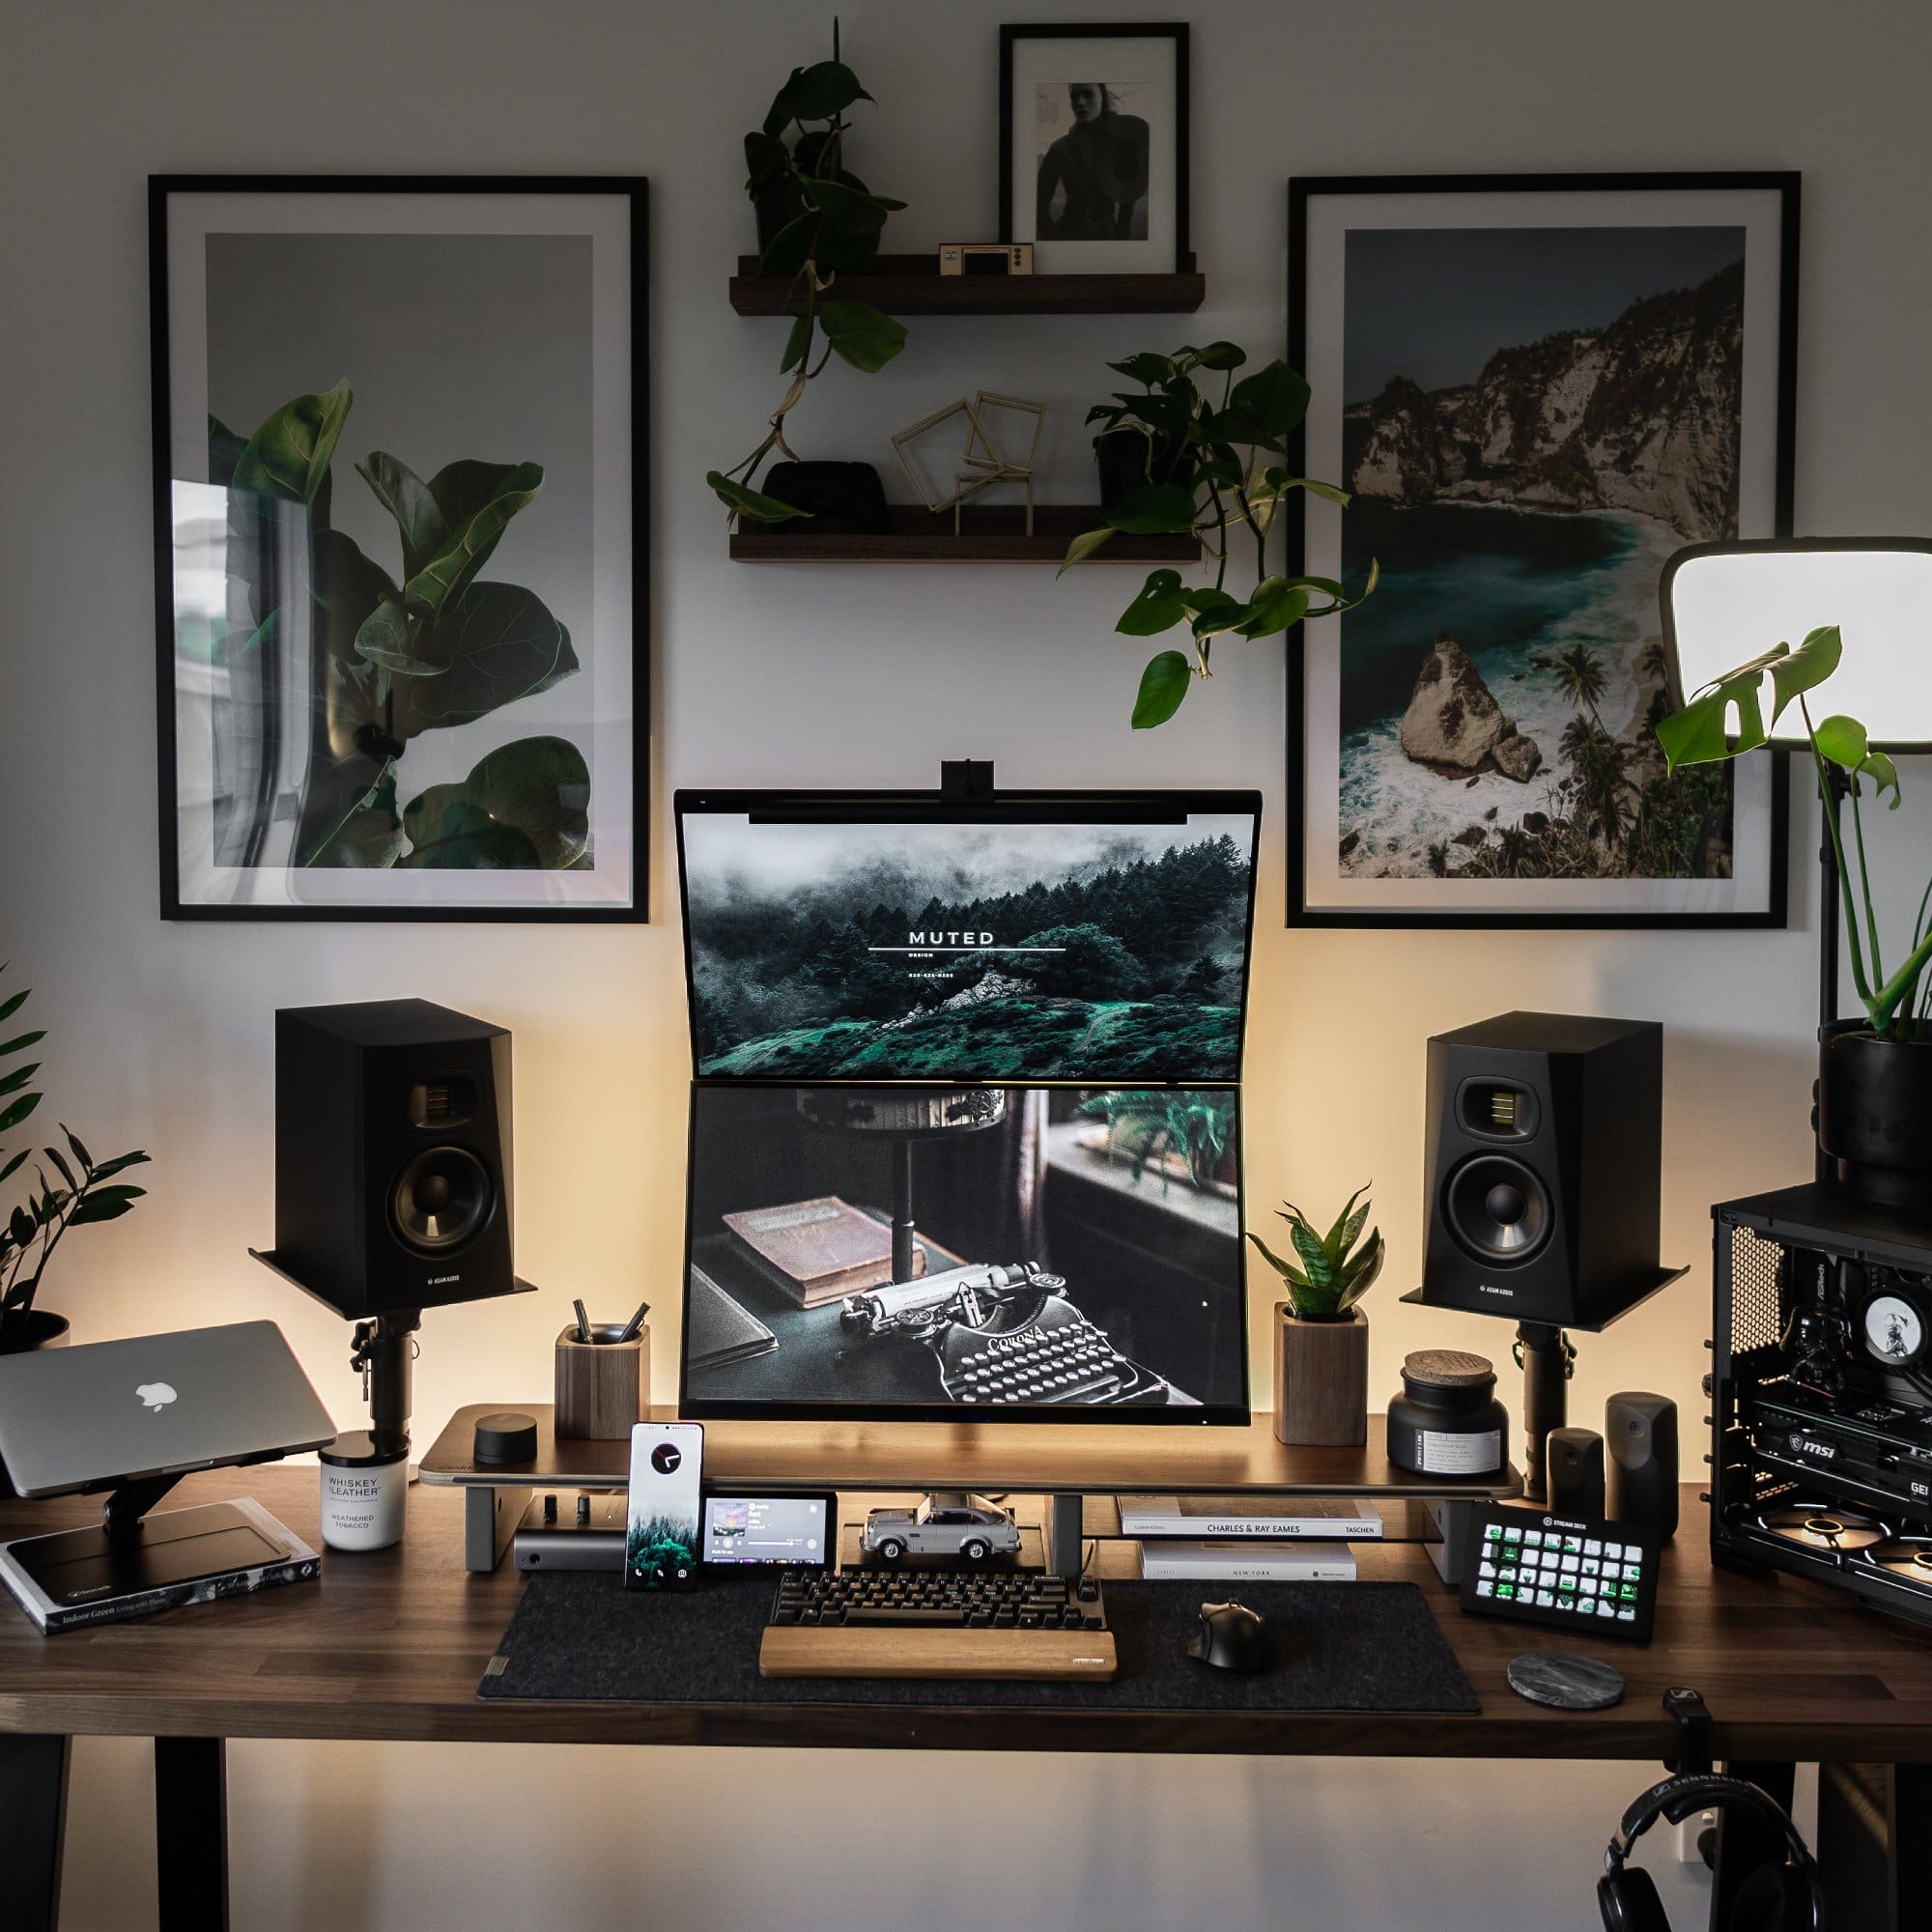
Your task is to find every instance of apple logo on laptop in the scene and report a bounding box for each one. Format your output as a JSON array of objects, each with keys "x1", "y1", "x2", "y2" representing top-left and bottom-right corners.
[{"x1": 135, "y1": 1382, "x2": 178, "y2": 1412}]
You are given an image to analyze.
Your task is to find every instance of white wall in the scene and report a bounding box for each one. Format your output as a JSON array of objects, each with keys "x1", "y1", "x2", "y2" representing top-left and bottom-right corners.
[{"x1": 5, "y1": 1, "x2": 1926, "y2": 1925}]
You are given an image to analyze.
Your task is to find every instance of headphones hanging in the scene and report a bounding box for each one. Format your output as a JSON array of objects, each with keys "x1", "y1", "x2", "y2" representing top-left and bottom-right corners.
[{"x1": 1598, "y1": 1772, "x2": 1825, "y2": 1931}]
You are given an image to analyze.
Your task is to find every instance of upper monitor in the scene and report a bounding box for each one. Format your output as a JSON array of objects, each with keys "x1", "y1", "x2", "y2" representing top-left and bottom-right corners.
[{"x1": 674, "y1": 789, "x2": 1262, "y2": 1084}]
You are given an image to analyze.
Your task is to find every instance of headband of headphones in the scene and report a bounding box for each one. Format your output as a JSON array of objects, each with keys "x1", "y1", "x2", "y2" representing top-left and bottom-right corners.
[{"x1": 1605, "y1": 1774, "x2": 1816, "y2": 1876}]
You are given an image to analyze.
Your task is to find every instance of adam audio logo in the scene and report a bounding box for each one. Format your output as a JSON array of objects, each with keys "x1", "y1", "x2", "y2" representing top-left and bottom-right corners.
[
  {"x1": 650, "y1": 1442, "x2": 683, "y2": 1475},
  {"x1": 135, "y1": 1382, "x2": 178, "y2": 1412}
]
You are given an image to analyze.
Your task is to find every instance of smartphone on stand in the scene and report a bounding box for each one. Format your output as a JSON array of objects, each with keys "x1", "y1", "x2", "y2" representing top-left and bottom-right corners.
[{"x1": 624, "y1": 1421, "x2": 703, "y2": 1590}]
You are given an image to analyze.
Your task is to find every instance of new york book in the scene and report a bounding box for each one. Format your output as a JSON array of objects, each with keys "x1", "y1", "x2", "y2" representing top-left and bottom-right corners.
[
  {"x1": 0, "y1": 1497, "x2": 322, "y2": 1634},
  {"x1": 1118, "y1": 1495, "x2": 1385, "y2": 1539},
  {"x1": 723, "y1": 1196, "x2": 926, "y2": 1306}
]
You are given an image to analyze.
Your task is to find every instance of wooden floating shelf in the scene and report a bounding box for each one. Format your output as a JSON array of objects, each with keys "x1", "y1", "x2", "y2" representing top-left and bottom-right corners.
[
  {"x1": 729, "y1": 253, "x2": 1205, "y2": 317},
  {"x1": 729, "y1": 503, "x2": 1199, "y2": 565}
]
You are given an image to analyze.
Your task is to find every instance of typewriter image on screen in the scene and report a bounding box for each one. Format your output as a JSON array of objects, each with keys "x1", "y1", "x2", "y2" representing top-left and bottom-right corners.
[
  {"x1": 838, "y1": 1261, "x2": 1180, "y2": 1406},
  {"x1": 678, "y1": 1084, "x2": 1246, "y2": 1424}
]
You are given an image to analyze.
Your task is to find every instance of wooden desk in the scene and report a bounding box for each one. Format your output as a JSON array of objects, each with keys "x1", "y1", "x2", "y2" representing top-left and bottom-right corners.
[{"x1": 2, "y1": 1468, "x2": 1929, "y2": 1929}]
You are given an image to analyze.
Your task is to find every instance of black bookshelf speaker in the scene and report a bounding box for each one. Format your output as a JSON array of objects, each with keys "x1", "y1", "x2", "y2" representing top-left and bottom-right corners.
[
  {"x1": 272, "y1": 1000, "x2": 514, "y2": 1319},
  {"x1": 1606, "y1": 1391, "x2": 1679, "y2": 1540},
  {"x1": 1545, "y1": 1427, "x2": 1606, "y2": 1518},
  {"x1": 1420, "y1": 1012, "x2": 1665, "y2": 1328}
]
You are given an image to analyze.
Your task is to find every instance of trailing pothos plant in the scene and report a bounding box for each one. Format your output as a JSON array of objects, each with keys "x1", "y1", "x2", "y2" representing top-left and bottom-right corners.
[
  {"x1": 708, "y1": 24, "x2": 907, "y2": 526},
  {"x1": 1245, "y1": 1185, "x2": 1384, "y2": 1323},
  {"x1": 211, "y1": 382, "x2": 588, "y2": 869},
  {"x1": 0, "y1": 965, "x2": 150, "y2": 1348},
  {"x1": 1658, "y1": 622, "x2": 1932, "y2": 1040},
  {"x1": 1061, "y1": 342, "x2": 1377, "y2": 728}
]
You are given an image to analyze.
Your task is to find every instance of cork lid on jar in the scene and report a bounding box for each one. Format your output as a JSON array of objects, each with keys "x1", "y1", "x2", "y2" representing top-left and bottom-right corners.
[{"x1": 1401, "y1": 1349, "x2": 1496, "y2": 1389}]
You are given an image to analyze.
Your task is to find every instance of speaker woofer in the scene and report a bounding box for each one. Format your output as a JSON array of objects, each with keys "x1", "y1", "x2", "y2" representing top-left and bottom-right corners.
[
  {"x1": 1442, "y1": 1153, "x2": 1552, "y2": 1265},
  {"x1": 390, "y1": 1146, "x2": 493, "y2": 1254}
]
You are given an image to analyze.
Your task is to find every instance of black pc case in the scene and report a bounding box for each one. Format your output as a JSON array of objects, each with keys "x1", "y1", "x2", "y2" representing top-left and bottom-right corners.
[{"x1": 1710, "y1": 1181, "x2": 1932, "y2": 1629}]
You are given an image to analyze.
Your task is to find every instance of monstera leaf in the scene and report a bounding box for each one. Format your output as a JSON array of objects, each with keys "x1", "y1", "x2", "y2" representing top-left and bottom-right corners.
[
  {"x1": 401, "y1": 736, "x2": 589, "y2": 869},
  {"x1": 1657, "y1": 625, "x2": 1844, "y2": 770},
  {"x1": 230, "y1": 381, "x2": 352, "y2": 504},
  {"x1": 385, "y1": 582, "x2": 577, "y2": 742}
]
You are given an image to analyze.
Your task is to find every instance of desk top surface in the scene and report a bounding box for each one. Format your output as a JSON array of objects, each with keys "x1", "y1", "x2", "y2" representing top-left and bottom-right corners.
[{"x1": 3, "y1": 1467, "x2": 1931, "y2": 1762}]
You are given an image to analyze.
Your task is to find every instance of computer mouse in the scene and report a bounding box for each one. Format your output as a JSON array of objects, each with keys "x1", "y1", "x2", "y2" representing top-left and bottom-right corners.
[{"x1": 1185, "y1": 1598, "x2": 1269, "y2": 1672}]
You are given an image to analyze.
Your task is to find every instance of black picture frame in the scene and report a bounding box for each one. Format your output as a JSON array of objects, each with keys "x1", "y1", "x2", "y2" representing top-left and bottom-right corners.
[
  {"x1": 998, "y1": 22, "x2": 1191, "y2": 273},
  {"x1": 149, "y1": 174, "x2": 648, "y2": 923},
  {"x1": 1285, "y1": 171, "x2": 1800, "y2": 931}
]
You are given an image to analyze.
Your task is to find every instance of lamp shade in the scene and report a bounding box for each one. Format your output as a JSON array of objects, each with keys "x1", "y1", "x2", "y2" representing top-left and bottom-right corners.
[{"x1": 1660, "y1": 538, "x2": 1932, "y2": 751}]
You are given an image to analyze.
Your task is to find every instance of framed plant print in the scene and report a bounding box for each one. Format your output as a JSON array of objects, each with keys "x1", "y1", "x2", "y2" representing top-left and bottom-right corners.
[
  {"x1": 999, "y1": 23, "x2": 1190, "y2": 272},
  {"x1": 1287, "y1": 172, "x2": 1798, "y2": 928},
  {"x1": 150, "y1": 176, "x2": 645, "y2": 921}
]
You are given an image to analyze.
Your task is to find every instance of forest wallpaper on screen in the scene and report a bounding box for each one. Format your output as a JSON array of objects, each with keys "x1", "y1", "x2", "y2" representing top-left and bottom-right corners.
[{"x1": 681, "y1": 812, "x2": 1258, "y2": 1080}]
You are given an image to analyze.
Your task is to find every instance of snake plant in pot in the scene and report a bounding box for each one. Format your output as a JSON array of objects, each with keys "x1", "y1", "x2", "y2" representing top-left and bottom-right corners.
[
  {"x1": 1657, "y1": 622, "x2": 1932, "y2": 1205},
  {"x1": 1246, "y1": 1186, "x2": 1384, "y2": 1447}
]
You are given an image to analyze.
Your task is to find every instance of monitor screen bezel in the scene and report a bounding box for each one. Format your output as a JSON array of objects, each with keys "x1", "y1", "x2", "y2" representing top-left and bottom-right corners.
[
  {"x1": 674, "y1": 1077, "x2": 1253, "y2": 1428},
  {"x1": 671, "y1": 785, "x2": 1264, "y2": 1088}
]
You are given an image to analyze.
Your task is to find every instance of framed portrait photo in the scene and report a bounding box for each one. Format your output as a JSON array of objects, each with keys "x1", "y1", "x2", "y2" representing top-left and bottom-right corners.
[
  {"x1": 999, "y1": 23, "x2": 1190, "y2": 273},
  {"x1": 150, "y1": 175, "x2": 646, "y2": 921},
  {"x1": 1287, "y1": 172, "x2": 1799, "y2": 928}
]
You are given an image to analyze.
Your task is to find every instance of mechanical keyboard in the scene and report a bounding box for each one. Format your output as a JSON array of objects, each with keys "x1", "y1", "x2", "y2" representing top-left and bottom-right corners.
[{"x1": 757, "y1": 1567, "x2": 1119, "y2": 1681}]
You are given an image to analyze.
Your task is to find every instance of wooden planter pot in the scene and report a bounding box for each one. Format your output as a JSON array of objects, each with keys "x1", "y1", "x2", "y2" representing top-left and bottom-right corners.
[{"x1": 1272, "y1": 1305, "x2": 1369, "y2": 1447}]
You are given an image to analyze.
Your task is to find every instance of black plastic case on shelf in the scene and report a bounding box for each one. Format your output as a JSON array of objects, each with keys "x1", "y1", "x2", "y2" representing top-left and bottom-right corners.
[{"x1": 1710, "y1": 1182, "x2": 1932, "y2": 1629}]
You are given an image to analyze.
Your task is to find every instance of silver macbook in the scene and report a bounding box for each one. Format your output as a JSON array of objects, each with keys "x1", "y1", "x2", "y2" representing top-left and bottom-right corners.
[{"x1": 0, "y1": 1321, "x2": 336, "y2": 1497}]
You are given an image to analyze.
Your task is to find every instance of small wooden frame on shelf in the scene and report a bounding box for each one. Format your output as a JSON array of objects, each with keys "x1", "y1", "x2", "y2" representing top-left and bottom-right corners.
[
  {"x1": 728, "y1": 253, "x2": 1204, "y2": 317},
  {"x1": 729, "y1": 502, "x2": 1198, "y2": 564}
]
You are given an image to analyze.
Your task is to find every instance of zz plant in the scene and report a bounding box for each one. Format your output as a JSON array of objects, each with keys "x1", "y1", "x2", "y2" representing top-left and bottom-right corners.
[
  {"x1": 0, "y1": 965, "x2": 149, "y2": 1349},
  {"x1": 709, "y1": 22, "x2": 908, "y2": 526},
  {"x1": 1246, "y1": 1185, "x2": 1384, "y2": 1322},
  {"x1": 1061, "y1": 343, "x2": 1376, "y2": 727},
  {"x1": 1658, "y1": 623, "x2": 1932, "y2": 1039}
]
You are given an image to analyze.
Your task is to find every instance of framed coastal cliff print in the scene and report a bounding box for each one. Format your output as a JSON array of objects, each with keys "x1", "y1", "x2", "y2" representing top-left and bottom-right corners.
[
  {"x1": 999, "y1": 23, "x2": 1190, "y2": 272},
  {"x1": 1286, "y1": 173, "x2": 1798, "y2": 928},
  {"x1": 150, "y1": 176, "x2": 646, "y2": 921}
]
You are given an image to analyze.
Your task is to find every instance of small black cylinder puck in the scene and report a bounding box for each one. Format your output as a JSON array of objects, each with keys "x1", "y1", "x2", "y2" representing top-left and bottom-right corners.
[{"x1": 473, "y1": 1410, "x2": 538, "y2": 1465}]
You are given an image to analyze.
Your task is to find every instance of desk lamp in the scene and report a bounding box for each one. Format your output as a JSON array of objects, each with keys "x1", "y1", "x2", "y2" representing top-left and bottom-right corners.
[{"x1": 1660, "y1": 538, "x2": 1932, "y2": 1190}]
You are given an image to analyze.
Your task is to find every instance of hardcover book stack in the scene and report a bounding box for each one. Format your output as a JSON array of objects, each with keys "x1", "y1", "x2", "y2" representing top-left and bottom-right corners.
[{"x1": 1121, "y1": 1495, "x2": 1381, "y2": 1580}]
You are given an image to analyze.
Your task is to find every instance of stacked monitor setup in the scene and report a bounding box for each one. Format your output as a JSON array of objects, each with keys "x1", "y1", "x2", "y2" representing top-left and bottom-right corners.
[{"x1": 671, "y1": 783, "x2": 1262, "y2": 1430}]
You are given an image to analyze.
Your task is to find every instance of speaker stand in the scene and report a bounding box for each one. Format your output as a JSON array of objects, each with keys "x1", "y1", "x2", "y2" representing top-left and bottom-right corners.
[
  {"x1": 349, "y1": 1309, "x2": 420, "y2": 1458},
  {"x1": 1515, "y1": 1321, "x2": 1576, "y2": 1506}
]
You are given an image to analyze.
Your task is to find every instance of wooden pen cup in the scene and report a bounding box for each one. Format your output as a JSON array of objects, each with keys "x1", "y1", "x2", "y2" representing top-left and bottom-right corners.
[{"x1": 554, "y1": 1323, "x2": 650, "y2": 1440}]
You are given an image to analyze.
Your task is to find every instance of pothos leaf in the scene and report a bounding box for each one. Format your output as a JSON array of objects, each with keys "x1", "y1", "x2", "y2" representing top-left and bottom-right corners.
[
  {"x1": 1114, "y1": 569, "x2": 1188, "y2": 637},
  {"x1": 1057, "y1": 526, "x2": 1116, "y2": 575},
  {"x1": 1131, "y1": 650, "x2": 1193, "y2": 729},
  {"x1": 708, "y1": 471, "x2": 813, "y2": 525}
]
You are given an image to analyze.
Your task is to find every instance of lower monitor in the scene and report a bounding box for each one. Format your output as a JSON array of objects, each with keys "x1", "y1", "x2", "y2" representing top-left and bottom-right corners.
[{"x1": 679, "y1": 1084, "x2": 1249, "y2": 1423}]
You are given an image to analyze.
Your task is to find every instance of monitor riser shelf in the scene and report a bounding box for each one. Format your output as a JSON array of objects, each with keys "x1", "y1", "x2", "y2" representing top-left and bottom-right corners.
[{"x1": 421, "y1": 1405, "x2": 1520, "y2": 1577}]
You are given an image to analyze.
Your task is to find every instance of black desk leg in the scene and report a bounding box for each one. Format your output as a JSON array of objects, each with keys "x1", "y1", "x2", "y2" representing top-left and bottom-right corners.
[
  {"x1": 0, "y1": 1732, "x2": 71, "y2": 1932},
  {"x1": 155, "y1": 1735, "x2": 228, "y2": 1931},
  {"x1": 1709, "y1": 1759, "x2": 1796, "y2": 1932},
  {"x1": 1817, "y1": 1760, "x2": 1932, "y2": 1931}
]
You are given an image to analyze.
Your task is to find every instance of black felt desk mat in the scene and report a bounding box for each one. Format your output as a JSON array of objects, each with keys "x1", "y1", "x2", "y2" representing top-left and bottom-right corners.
[{"x1": 478, "y1": 1573, "x2": 1479, "y2": 1714}]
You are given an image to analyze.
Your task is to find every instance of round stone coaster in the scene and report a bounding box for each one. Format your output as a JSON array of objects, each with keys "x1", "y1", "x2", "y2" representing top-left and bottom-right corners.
[{"x1": 1506, "y1": 1651, "x2": 1627, "y2": 1711}]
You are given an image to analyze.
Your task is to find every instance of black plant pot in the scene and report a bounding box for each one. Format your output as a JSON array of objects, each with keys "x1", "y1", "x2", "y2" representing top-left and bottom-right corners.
[
  {"x1": 1094, "y1": 430, "x2": 1186, "y2": 515},
  {"x1": 1818, "y1": 1018, "x2": 1932, "y2": 1208},
  {"x1": 0, "y1": 1310, "x2": 69, "y2": 1498}
]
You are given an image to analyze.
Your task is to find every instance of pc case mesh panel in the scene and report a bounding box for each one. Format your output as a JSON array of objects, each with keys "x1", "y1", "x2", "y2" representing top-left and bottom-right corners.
[{"x1": 1727, "y1": 1222, "x2": 1786, "y2": 1359}]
